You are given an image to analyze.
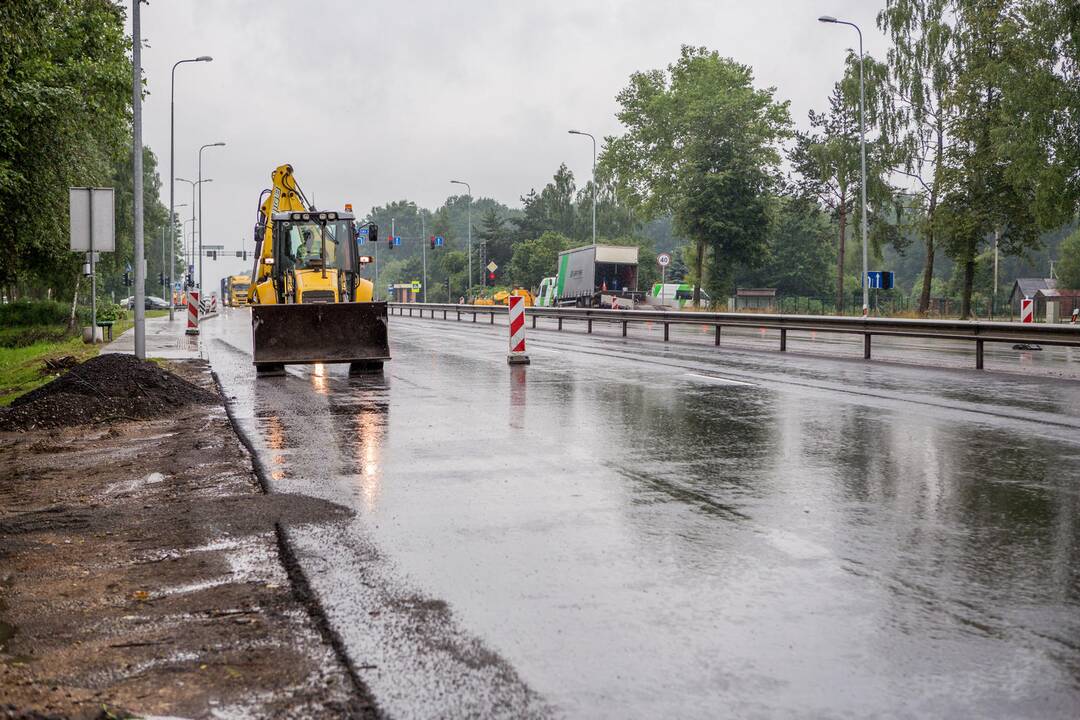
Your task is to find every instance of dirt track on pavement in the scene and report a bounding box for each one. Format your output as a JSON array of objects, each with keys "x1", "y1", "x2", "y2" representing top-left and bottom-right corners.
[{"x1": 0, "y1": 360, "x2": 379, "y2": 719}]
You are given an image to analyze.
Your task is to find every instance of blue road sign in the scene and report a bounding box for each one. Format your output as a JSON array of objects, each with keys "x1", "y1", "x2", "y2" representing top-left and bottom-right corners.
[
  {"x1": 434, "y1": 235, "x2": 445, "y2": 247},
  {"x1": 357, "y1": 227, "x2": 369, "y2": 234},
  {"x1": 867, "y1": 271, "x2": 895, "y2": 290},
  {"x1": 393, "y1": 236, "x2": 401, "y2": 247}
]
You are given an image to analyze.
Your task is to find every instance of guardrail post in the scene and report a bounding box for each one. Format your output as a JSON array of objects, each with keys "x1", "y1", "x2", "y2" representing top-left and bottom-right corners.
[
  {"x1": 490, "y1": 312, "x2": 494, "y2": 325},
  {"x1": 456, "y1": 309, "x2": 460, "y2": 321},
  {"x1": 443, "y1": 309, "x2": 447, "y2": 320},
  {"x1": 587, "y1": 319, "x2": 592, "y2": 334},
  {"x1": 532, "y1": 315, "x2": 536, "y2": 329},
  {"x1": 976, "y1": 339, "x2": 984, "y2": 370},
  {"x1": 558, "y1": 317, "x2": 563, "y2": 331},
  {"x1": 622, "y1": 320, "x2": 627, "y2": 337},
  {"x1": 714, "y1": 325, "x2": 721, "y2": 346},
  {"x1": 780, "y1": 328, "x2": 787, "y2": 352},
  {"x1": 472, "y1": 311, "x2": 476, "y2": 323},
  {"x1": 664, "y1": 322, "x2": 669, "y2": 342},
  {"x1": 864, "y1": 334, "x2": 871, "y2": 360},
  {"x1": 409, "y1": 307, "x2": 413, "y2": 317}
]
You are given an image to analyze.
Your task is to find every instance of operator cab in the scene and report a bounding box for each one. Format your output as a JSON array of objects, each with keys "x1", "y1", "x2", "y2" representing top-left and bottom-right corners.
[{"x1": 271, "y1": 210, "x2": 356, "y2": 274}]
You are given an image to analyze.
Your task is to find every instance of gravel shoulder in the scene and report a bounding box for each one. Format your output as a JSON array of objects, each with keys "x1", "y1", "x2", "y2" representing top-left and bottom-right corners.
[{"x1": 0, "y1": 359, "x2": 378, "y2": 719}]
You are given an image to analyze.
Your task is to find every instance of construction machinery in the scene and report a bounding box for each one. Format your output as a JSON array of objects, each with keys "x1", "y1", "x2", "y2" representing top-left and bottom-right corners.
[
  {"x1": 492, "y1": 288, "x2": 534, "y2": 306},
  {"x1": 248, "y1": 164, "x2": 389, "y2": 376}
]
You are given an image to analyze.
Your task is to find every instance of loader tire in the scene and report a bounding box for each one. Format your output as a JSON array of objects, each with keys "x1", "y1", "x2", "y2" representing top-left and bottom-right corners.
[
  {"x1": 349, "y1": 360, "x2": 384, "y2": 376},
  {"x1": 255, "y1": 363, "x2": 286, "y2": 377}
]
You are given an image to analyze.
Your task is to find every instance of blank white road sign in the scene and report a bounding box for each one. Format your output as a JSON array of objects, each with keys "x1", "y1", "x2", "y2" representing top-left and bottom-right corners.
[{"x1": 69, "y1": 187, "x2": 115, "y2": 252}]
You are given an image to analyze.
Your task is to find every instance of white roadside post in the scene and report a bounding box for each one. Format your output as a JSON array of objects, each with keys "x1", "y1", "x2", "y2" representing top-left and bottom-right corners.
[
  {"x1": 507, "y1": 294, "x2": 530, "y2": 365},
  {"x1": 657, "y1": 252, "x2": 671, "y2": 306}
]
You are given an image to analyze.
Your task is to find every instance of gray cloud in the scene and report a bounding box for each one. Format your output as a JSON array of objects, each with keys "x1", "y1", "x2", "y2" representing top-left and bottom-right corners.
[{"x1": 137, "y1": 0, "x2": 885, "y2": 290}]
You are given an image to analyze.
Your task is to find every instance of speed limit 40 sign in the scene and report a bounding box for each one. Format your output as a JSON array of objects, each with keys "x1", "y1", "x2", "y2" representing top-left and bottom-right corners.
[{"x1": 657, "y1": 252, "x2": 671, "y2": 267}]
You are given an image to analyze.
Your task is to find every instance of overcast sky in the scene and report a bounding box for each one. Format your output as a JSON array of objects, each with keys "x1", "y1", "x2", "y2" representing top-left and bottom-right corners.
[{"x1": 136, "y1": 0, "x2": 886, "y2": 288}]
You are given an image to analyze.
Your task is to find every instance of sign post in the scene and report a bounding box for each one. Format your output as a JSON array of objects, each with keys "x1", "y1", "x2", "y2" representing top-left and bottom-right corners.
[
  {"x1": 657, "y1": 252, "x2": 671, "y2": 306},
  {"x1": 70, "y1": 187, "x2": 115, "y2": 343}
]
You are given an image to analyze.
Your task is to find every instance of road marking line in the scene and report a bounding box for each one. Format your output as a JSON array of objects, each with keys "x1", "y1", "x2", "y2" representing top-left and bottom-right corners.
[{"x1": 686, "y1": 373, "x2": 756, "y2": 387}]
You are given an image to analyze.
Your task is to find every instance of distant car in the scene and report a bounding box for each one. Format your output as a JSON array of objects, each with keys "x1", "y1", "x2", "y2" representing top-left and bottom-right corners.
[{"x1": 124, "y1": 295, "x2": 171, "y2": 310}]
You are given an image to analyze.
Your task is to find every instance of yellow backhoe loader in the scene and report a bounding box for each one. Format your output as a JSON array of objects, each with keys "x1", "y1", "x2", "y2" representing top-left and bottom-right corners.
[{"x1": 247, "y1": 164, "x2": 390, "y2": 376}]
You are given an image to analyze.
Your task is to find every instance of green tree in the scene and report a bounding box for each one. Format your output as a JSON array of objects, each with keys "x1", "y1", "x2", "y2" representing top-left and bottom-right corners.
[
  {"x1": 791, "y1": 54, "x2": 892, "y2": 313},
  {"x1": 879, "y1": 0, "x2": 959, "y2": 315},
  {"x1": 509, "y1": 231, "x2": 571, "y2": 290},
  {"x1": 477, "y1": 206, "x2": 513, "y2": 271},
  {"x1": 515, "y1": 164, "x2": 579, "y2": 242},
  {"x1": 1056, "y1": 228, "x2": 1080, "y2": 290},
  {"x1": 0, "y1": 0, "x2": 130, "y2": 301},
  {"x1": 603, "y1": 46, "x2": 791, "y2": 305},
  {"x1": 739, "y1": 195, "x2": 835, "y2": 298}
]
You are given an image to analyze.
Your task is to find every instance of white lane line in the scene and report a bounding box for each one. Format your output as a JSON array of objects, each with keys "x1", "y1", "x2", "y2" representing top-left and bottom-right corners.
[{"x1": 685, "y1": 373, "x2": 756, "y2": 387}]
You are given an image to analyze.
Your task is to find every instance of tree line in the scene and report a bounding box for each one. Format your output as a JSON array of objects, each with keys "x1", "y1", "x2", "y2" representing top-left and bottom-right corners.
[{"x1": 1, "y1": 0, "x2": 178, "y2": 310}]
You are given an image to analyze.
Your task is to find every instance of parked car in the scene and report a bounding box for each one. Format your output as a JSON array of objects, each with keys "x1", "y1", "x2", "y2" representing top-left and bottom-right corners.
[{"x1": 123, "y1": 295, "x2": 171, "y2": 310}]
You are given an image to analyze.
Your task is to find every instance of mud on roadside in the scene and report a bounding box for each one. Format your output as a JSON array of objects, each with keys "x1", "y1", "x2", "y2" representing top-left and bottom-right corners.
[{"x1": 0, "y1": 360, "x2": 379, "y2": 719}]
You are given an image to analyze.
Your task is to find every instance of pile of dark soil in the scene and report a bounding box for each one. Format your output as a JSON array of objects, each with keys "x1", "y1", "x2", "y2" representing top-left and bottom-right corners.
[{"x1": 0, "y1": 354, "x2": 217, "y2": 432}]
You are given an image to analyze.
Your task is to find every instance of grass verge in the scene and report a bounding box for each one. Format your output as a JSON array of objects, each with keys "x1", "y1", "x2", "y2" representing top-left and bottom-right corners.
[{"x1": 0, "y1": 310, "x2": 169, "y2": 406}]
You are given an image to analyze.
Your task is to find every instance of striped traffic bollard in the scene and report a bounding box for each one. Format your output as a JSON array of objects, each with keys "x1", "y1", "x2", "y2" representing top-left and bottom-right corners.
[
  {"x1": 1021, "y1": 297, "x2": 1034, "y2": 324},
  {"x1": 507, "y1": 295, "x2": 530, "y2": 365},
  {"x1": 186, "y1": 290, "x2": 199, "y2": 336}
]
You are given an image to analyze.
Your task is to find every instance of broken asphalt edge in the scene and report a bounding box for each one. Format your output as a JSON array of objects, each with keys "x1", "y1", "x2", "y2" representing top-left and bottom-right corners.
[{"x1": 210, "y1": 369, "x2": 384, "y2": 720}]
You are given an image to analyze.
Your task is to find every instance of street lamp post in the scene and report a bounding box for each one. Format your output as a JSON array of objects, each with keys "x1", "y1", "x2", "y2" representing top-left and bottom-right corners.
[
  {"x1": 819, "y1": 15, "x2": 869, "y2": 316},
  {"x1": 569, "y1": 129, "x2": 597, "y2": 245},
  {"x1": 450, "y1": 180, "x2": 472, "y2": 298},
  {"x1": 198, "y1": 142, "x2": 225, "y2": 295},
  {"x1": 169, "y1": 55, "x2": 212, "y2": 320},
  {"x1": 176, "y1": 178, "x2": 210, "y2": 287}
]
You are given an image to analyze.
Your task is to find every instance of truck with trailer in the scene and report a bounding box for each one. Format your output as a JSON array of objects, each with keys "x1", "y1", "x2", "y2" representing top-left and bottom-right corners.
[{"x1": 535, "y1": 244, "x2": 641, "y2": 308}]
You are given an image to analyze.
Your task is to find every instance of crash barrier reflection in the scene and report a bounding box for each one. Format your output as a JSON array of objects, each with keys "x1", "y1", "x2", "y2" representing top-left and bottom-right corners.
[{"x1": 387, "y1": 302, "x2": 1080, "y2": 371}]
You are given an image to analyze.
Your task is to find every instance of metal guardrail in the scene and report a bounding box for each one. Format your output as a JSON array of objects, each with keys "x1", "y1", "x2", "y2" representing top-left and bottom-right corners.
[{"x1": 388, "y1": 302, "x2": 1080, "y2": 370}]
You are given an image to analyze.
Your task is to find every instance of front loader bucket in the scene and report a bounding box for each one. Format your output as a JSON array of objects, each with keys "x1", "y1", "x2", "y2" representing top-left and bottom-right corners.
[{"x1": 251, "y1": 302, "x2": 390, "y2": 374}]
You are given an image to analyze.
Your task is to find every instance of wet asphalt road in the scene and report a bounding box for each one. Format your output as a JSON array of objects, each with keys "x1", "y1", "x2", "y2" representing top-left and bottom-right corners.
[{"x1": 204, "y1": 308, "x2": 1080, "y2": 719}]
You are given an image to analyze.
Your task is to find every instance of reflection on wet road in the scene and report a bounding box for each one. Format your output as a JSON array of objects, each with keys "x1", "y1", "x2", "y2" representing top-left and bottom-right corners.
[{"x1": 205, "y1": 309, "x2": 1080, "y2": 719}]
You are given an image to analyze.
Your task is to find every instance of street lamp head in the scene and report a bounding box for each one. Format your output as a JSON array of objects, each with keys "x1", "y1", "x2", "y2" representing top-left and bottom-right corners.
[
  {"x1": 569, "y1": 129, "x2": 582, "y2": 135},
  {"x1": 196, "y1": 55, "x2": 213, "y2": 62},
  {"x1": 212, "y1": 142, "x2": 225, "y2": 147},
  {"x1": 818, "y1": 15, "x2": 838, "y2": 23}
]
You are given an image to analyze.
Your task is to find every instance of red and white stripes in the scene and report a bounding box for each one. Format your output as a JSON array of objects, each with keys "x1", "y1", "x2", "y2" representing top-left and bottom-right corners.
[
  {"x1": 186, "y1": 290, "x2": 200, "y2": 336},
  {"x1": 507, "y1": 295, "x2": 530, "y2": 365},
  {"x1": 1021, "y1": 298, "x2": 1033, "y2": 324}
]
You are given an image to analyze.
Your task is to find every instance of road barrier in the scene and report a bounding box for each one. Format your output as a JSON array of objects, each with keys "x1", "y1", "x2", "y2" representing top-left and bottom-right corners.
[
  {"x1": 388, "y1": 302, "x2": 1080, "y2": 371},
  {"x1": 186, "y1": 291, "x2": 199, "y2": 336},
  {"x1": 507, "y1": 295, "x2": 529, "y2": 365}
]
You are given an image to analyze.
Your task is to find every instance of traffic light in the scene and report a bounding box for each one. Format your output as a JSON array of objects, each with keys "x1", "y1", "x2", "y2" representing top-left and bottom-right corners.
[
  {"x1": 208, "y1": 250, "x2": 217, "y2": 260},
  {"x1": 158, "y1": 272, "x2": 165, "y2": 285},
  {"x1": 489, "y1": 271, "x2": 495, "y2": 281},
  {"x1": 430, "y1": 235, "x2": 436, "y2": 249},
  {"x1": 123, "y1": 271, "x2": 131, "y2": 287}
]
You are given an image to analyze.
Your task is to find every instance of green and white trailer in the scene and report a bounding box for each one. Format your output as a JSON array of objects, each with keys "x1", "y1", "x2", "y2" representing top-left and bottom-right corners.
[{"x1": 535, "y1": 244, "x2": 642, "y2": 308}]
